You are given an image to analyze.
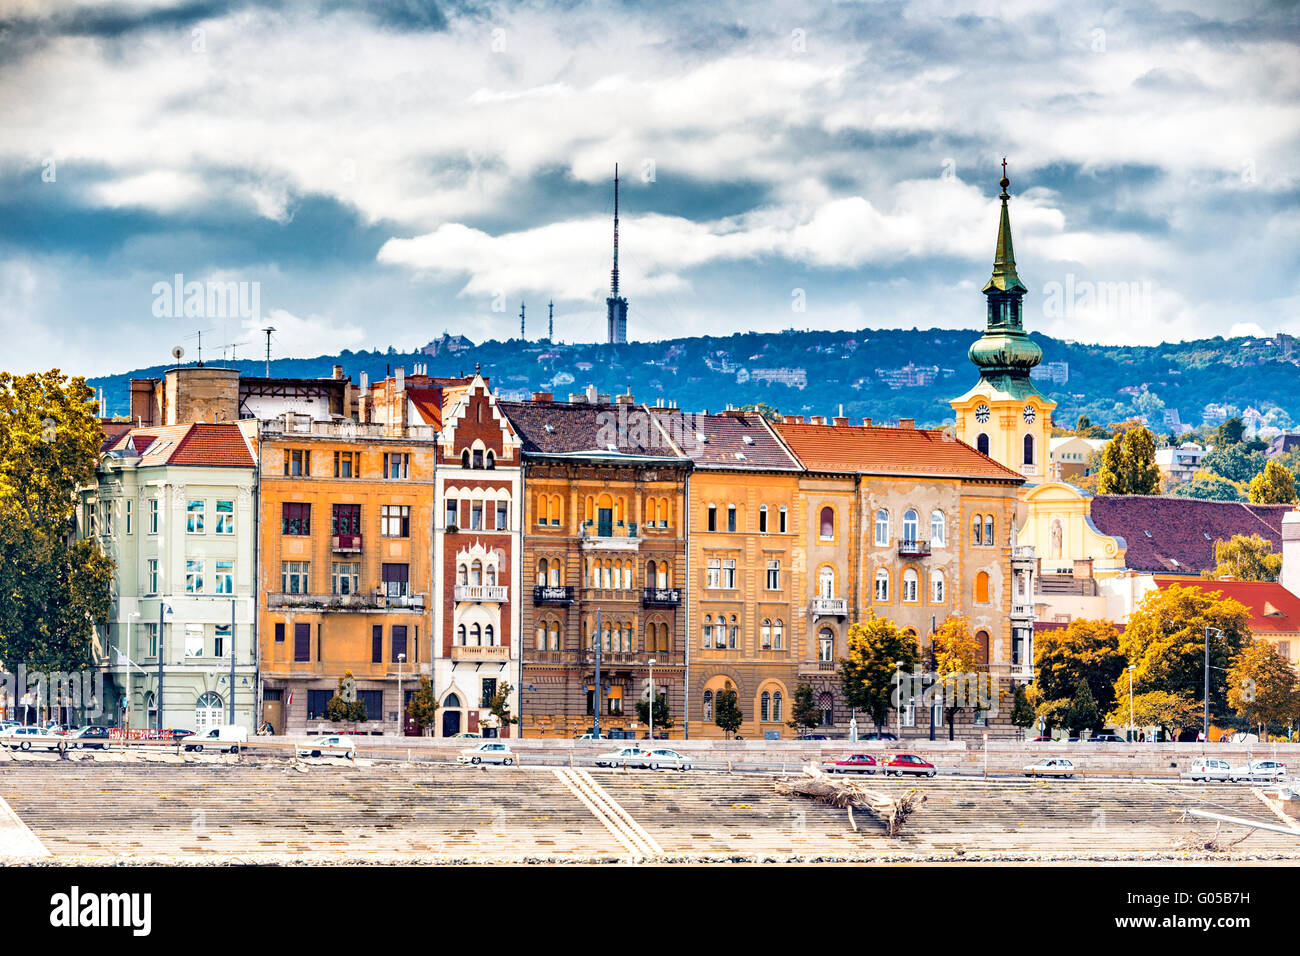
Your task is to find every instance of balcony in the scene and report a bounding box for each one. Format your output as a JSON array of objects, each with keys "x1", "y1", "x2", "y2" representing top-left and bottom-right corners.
[
  {"x1": 450, "y1": 644, "x2": 510, "y2": 662},
  {"x1": 897, "y1": 539, "x2": 930, "y2": 558},
  {"x1": 454, "y1": 584, "x2": 508, "y2": 603},
  {"x1": 533, "y1": 585, "x2": 575, "y2": 605},
  {"x1": 1011, "y1": 602, "x2": 1035, "y2": 619},
  {"x1": 332, "y1": 533, "x2": 363, "y2": 552},
  {"x1": 579, "y1": 523, "x2": 640, "y2": 551},
  {"x1": 799, "y1": 659, "x2": 839, "y2": 674},
  {"x1": 642, "y1": 587, "x2": 682, "y2": 607},
  {"x1": 267, "y1": 591, "x2": 426, "y2": 611},
  {"x1": 808, "y1": 597, "x2": 848, "y2": 617}
]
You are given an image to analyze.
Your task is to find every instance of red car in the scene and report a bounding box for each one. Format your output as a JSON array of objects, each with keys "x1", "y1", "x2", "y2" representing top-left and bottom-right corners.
[
  {"x1": 884, "y1": 754, "x2": 937, "y2": 777},
  {"x1": 825, "y1": 754, "x2": 878, "y2": 774}
]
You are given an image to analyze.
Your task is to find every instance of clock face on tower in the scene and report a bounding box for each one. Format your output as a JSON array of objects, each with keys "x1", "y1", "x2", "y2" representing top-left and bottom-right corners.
[
  {"x1": 974, "y1": 404, "x2": 991, "y2": 423},
  {"x1": 1023, "y1": 404, "x2": 1036, "y2": 424}
]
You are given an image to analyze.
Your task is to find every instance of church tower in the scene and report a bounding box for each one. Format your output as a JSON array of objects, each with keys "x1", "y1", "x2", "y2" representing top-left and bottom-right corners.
[{"x1": 950, "y1": 162, "x2": 1055, "y2": 478}]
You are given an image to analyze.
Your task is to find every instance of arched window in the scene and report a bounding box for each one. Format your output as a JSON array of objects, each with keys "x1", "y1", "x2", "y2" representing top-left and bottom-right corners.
[
  {"x1": 550, "y1": 561, "x2": 561, "y2": 586},
  {"x1": 902, "y1": 568, "x2": 919, "y2": 603},
  {"x1": 702, "y1": 615, "x2": 713, "y2": 649},
  {"x1": 819, "y1": 506, "x2": 834, "y2": 540},
  {"x1": 470, "y1": 560, "x2": 482, "y2": 586},
  {"x1": 457, "y1": 624, "x2": 466, "y2": 645},
  {"x1": 457, "y1": 564, "x2": 468, "y2": 585},
  {"x1": 972, "y1": 514, "x2": 983, "y2": 546},
  {"x1": 549, "y1": 495, "x2": 562, "y2": 526},
  {"x1": 818, "y1": 628, "x2": 834, "y2": 662},
  {"x1": 984, "y1": 515, "x2": 995, "y2": 546},
  {"x1": 537, "y1": 623, "x2": 547, "y2": 649},
  {"x1": 703, "y1": 690, "x2": 714, "y2": 722},
  {"x1": 195, "y1": 692, "x2": 223, "y2": 732},
  {"x1": 779, "y1": 506, "x2": 788, "y2": 533},
  {"x1": 818, "y1": 566, "x2": 835, "y2": 599},
  {"x1": 975, "y1": 571, "x2": 990, "y2": 604},
  {"x1": 875, "y1": 568, "x2": 890, "y2": 602},
  {"x1": 761, "y1": 619, "x2": 772, "y2": 649},
  {"x1": 931, "y1": 569, "x2": 945, "y2": 604},
  {"x1": 759, "y1": 504, "x2": 769, "y2": 533},
  {"x1": 902, "y1": 509, "x2": 919, "y2": 544},
  {"x1": 461, "y1": 449, "x2": 471, "y2": 468},
  {"x1": 444, "y1": 693, "x2": 461, "y2": 709},
  {"x1": 930, "y1": 510, "x2": 946, "y2": 547},
  {"x1": 485, "y1": 450, "x2": 495, "y2": 469},
  {"x1": 486, "y1": 565, "x2": 496, "y2": 586},
  {"x1": 976, "y1": 630, "x2": 990, "y2": 666},
  {"x1": 773, "y1": 620, "x2": 784, "y2": 649},
  {"x1": 550, "y1": 622, "x2": 561, "y2": 650},
  {"x1": 772, "y1": 691, "x2": 783, "y2": 722},
  {"x1": 976, "y1": 433, "x2": 990, "y2": 456},
  {"x1": 1023, "y1": 434, "x2": 1035, "y2": 466},
  {"x1": 536, "y1": 558, "x2": 548, "y2": 586},
  {"x1": 874, "y1": 509, "x2": 889, "y2": 546},
  {"x1": 470, "y1": 623, "x2": 482, "y2": 646},
  {"x1": 761, "y1": 692, "x2": 771, "y2": 722},
  {"x1": 484, "y1": 624, "x2": 495, "y2": 646}
]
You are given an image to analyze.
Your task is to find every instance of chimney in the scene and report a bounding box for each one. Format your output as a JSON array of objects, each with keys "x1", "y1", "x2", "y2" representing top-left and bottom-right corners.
[
  {"x1": 395, "y1": 367, "x2": 405, "y2": 391},
  {"x1": 1282, "y1": 510, "x2": 1300, "y2": 597},
  {"x1": 332, "y1": 365, "x2": 343, "y2": 380},
  {"x1": 809, "y1": 415, "x2": 824, "y2": 425},
  {"x1": 586, "y1": 383, "x2": 598, "y2": 404},
  {"x1": 863, "y1": 418, "x2": 873, "y2": 427},
  {"x1": 899, "y1": 417, "x2": 915, "y2": 429},
  {"x1": 787, "y1": 415, "x2": 804, "y2": 424},
  {"x1": 532, "y1": 392, "x2": 554, "y2": 403},
  {"x1": 616, "y1": 392, "x2": 634, "y2": 405},
  {"x1": 832, "y1": 416, "x2": 848, "y2": 427}
]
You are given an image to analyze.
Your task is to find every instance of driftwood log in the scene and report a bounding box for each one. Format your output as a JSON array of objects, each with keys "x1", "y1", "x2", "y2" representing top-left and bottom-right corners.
[{"x1": 775, "y1": 762, "x2": 926, "y2": 836}]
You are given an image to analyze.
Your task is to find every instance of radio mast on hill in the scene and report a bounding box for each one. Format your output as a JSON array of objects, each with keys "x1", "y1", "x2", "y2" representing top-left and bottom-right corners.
[{"x1": 606, "y1": 165, "x2": 628, "y2": 345}]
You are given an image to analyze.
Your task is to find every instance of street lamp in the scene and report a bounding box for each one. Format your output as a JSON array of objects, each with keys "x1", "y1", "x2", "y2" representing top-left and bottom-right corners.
[
  {"x1": 647, "y1": 658, "x2": 656, "y2": 742},
  {"x1": 397, "y1": 652, "x2": 406, "y2": 736},
  {"x1": 1204, "y1": 627, "x2": 1223, "y2": 743},
  {"x1": 125, "y1": 611, "x2": 140, "y2": 732},
  {"x1": 1128, "y1": 663, "x2": 1135, "y2": 743},
  {"x1": 894, "y1": 661, "x2": 906, "y2": 738}
]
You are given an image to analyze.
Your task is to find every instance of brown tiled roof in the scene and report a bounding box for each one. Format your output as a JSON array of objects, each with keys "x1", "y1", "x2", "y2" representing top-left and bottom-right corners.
[
  {"x1": 106, "y1": 423, "x2": 253, "y2": 468},
  {"x1": 1154, "y1": 577, "x2": 1300, "y2": 634},
  {"x1": 773, "y1": 422, "x2": 1024, "y2": 481},
  {"x1": 499, "y1": 401, "x2": 687, "y2": 460},
  {"x1": 648, "y1": 409, "x2": 801, "y2": 470},
  {"x1": 405, "y1": 388, "x2": 445, "y2": 428},
  {"x1": 98, "y1": 420, "x2": 133, "y2": 453},
  {"x1": 1089, "y1": 496, "x2": 1294, "y2": 575}
]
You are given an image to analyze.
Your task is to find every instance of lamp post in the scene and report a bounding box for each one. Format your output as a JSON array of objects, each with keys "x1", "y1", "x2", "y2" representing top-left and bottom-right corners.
[
  {"x1": 1204, "y1": 627, "x2": 1223, "y2": 743},
  {"x1": 1128, "y1": 663, "x2": 1135, "y2": 743},
  {"x1": 648, "y1": 658, "x2": 656, "y2": 742},
  {"x1": 397, "y1": 652, "x2": 406, "y2": 737},
  {"x1": 894, "y1": 660, "x2": 905, "y2": 738},
  {"x1": 125, "y1": 611, "x2": 140, "y2": 732}
]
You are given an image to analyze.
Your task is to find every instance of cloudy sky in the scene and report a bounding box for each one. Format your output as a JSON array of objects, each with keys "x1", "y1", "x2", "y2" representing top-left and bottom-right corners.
[{"x1": 2, "y1": 0, "x2": 1298, "y2": 375}]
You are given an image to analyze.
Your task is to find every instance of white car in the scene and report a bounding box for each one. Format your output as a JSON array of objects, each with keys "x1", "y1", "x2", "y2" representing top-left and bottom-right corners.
[
  {"x1": 593, "y1": 746, "x2": 652, "y2": 768},
  {"x1": 457, "y1": 741, "x2": 515, "y2": 765},
  {"x1": 181, "y1": 724, "x2": 248, "y2": 754},
  {"x1": 1229, "y1": 759, "x2": 1287, "y2": 783},
  {"x1": 646, "y1": 748, "x2": 692, "y2": 771},
  {"x1": 296, "y1": 735, "x2": 356, "y2": 759},
  {"x1": 1023, "y1": 757, "x2": 1075, "y2": 778},
  {"x1": 1181, "y1": 757, "x2": 1231, "y2": 782},
  {"x1": 1, "y1": 726, "x2": 67, "y2": 752}
]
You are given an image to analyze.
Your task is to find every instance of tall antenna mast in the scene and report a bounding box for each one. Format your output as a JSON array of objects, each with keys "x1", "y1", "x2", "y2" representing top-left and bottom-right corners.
[
  {"x1": 611, "y1": 163, "x2": 620, "y2": 298},
  {"x1": 263, "y1": 326, "x2": 275, "y2": 377},
  {"x1": 548, "y1": 300, "x2": 554, "y2": 341},
  {"x1": 605, "y1": 165, "x2": 629, "y2": 345},
  {"x1": 519, "y1": 301, "x2": 526, "y2": 340}
]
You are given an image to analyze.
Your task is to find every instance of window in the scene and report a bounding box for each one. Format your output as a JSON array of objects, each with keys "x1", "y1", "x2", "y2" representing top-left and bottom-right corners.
[
  {"x1": 282, "y1": 561, "x2": 309, "y2": 594},
  {"x1": 761, "y1": 619, "x2": 772, "y2": 649},
  {"x1": 761, "y1": 692, "x2": 771, "y2": 722},
  {"x1": 496, "y1": 500, "x2": 508, "y2": 530},
  {"x1": 875, "y1": 568, "x2": 889, "y2": 602},
  {"x1": 307, "y1": 689, "x2": 333, "y2": 719},
  {"x1": 372, "y1": 624, "x2": 383, "y2": 663},
  {"x1": 902, "y1": 509, "x2": 918, "y2": 544},
  {"x1": 84, "y1": 501, "x2": 95, "y2": 537},
  {"x1": 148, "y1": 498, "x2": 159, "y2": 534},
  {"x1": 773, "y1": 620, "x2": 784, "y2": 650},
  {"x1": 215, "y1": 499, "x2": 234, "y2": 534},
  {"x1": 392, "y1": 625, "x2": 408, "y2": 663},
  {"x1": 470, "y1": 501, "x2": 483, "y2": 530},
  {"x1": 766, "y1": 559, "x2": 780, "y2": 591},
  {"x1": 274, "y1": 622, "x2": 285, "y2": 644},
  {"x1": 333, "y1": 451, "x2": 360, "y2": 478},
  {"x1": 332, "y1": 561, "x2": 359, "y2": 595},
  {"x1": 972, "y1": 514, "x2": 983, "y2": 546},
  {"x1": 481, "y1": 677, "x2": 497, "y2": 709},
  {"x1": 931, "y1": 569, "x2": 945, "y2": 603},
  {"x1": 282, "y1": 502, "x2": 310, "y2": 535},
  {"x1": 358, "y1": 690, "x2": 382, "y2": 721},
  {"x1": 772, "y1": 691, "x2": 783, "y2": 722},
  {"x1": 707, "y1": 504, "x2": 717, "y2": 532},
  {"x1": 707, "y1": 558, "x2": 720, "y2": 589},
  {"x1": 381, "y1": 504, "x2": 410, "y2": 537},
  {"x1": 383, "y1": 452, "x2": 410, "y2": 479},
  {"x1": 975, "y1": 571, "x2": 990, "y2": 604},
  {"x1": 445, "y1": 499, "x2": 458, "y2": 529},
  {"x1": 819, "y1": 690, "x2": 834, "y2": 727},
  {"x1": 721, "y1": 558, "x2": 736, "y2": 589},
  {"x1": 331, "y1": 503, "x2": 361, "y2": 535},
  {"x1": 984, "y1": 516, "x2": 994, "y2": 546},
  {"x1": 819, "y1": 506, "x2": 834, "y2": 540},
  {"x1": 931, "y1": 510, "x2": 946, "y2": 547},
  {"x1": 215, "y1": 560, "x2": 233, "y2": 595},
  {"x1": 727, "y1": 505, "x2": 737, "y2": 533},
  {"x1": 818, "y1": 565, "x2": 835, "y2": 598},
  {"x1": 758, "y1": 505, "x2": 768, "y2": 533},
  {"x1": 902, "y1": 568, "x2": 918, "y2": 603},
  {"x1": 146, "y1": 623, "x2": 159, "y2": 658},
  {"x1": 102, "y1": 502, "x2": 114, "y2": 537},
  {"x1": 186, "y1": 499, "x2": 204, "y2": 533},
  {"x1": 214, "y1": 624, "x2": 229, "y2": 658},
  {"x1": 703, "y1": 691, "x2": 714, "y2": 722},
  {"x1": 818, "y1": 629, "x2": 834, "y2": 662},
  {"x1": 874, "y1": 509, "x2": 889, "y2": 546},
  {"x1": 550, "y1": 495, "x2": 562, "y2": 527},
  {"x1": 779, "y1": 506, "x2": 788, "y2": 533},
  {"x1": 185, "y1": 559, "x2": 203, "y2": 593},
  {"x1": 472, "y1": 449, "x2": 484, "y2": 469},
  {"x1": 702, "y1": 615, "x2": 713, "y2": 648},
  {"x1": 1023, "y1": 434, "x2": 1035, "y2": 466},
  {"x1": 125, "y1": 500, "x2": 132, "y2": 534},
  {"x1": 728, "y1": 615, "x2": 739, "y2": 649},
  {"x1": 286, "y1": 448, "x2": 311, "y2": 477},
  {"x1": 976, "y1": 630, "x2": 990, "y2": 666},
  {"x1": 976, "y1": 433, "x2": 989, "y2": 456},
  {"x1": 382, "y1": 563, "x2": 409, "y2": 598},
  {"x1": 146, "y1": 558, "x2": 158, "y2": 595}
]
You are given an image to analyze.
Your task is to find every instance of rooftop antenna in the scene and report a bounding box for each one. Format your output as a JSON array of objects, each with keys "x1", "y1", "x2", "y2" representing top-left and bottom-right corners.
[
  {"x1": 548, "y1": 300, "x2": 554, "y2": 341},
  {"x1": 185, "y1": 328, "x2": 214, "y2": 367},
  {"x1": 262, "y1": 327, "x2": 275, "y2": 377},
  {"x1": 520, "y1": 301, "x2": 526, "y2": 340}
]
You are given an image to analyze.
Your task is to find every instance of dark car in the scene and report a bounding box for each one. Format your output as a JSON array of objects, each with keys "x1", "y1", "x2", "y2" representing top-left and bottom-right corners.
[
  {"x1": 800, "y1": 734, "x2": 829, "y2": 740},
  {"x1": 1089, "y1": 734, "x2": 1125, "y2": 743},
  {"x1": 861, "y1": 732, "x2": 898, "y2": 741},
  {"x1": 70, "y1": 726, "x2": 111, "y2": 749},
  {"x1": 166, "y1": 729, "x2": 194, "y2": 744}
]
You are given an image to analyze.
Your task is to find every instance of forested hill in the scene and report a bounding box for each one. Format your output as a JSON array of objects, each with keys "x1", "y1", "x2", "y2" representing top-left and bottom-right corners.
[{"x1": 86, "y1": 328, "x2": 1300, "y2": 433}]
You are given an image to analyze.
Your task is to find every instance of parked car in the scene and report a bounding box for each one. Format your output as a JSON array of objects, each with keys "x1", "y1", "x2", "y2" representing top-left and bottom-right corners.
[
  {"x1": 452, "y1": 732, "x2": 482, "y2": 739},
  {"x1": 1027, "y1": 736, "x2": 1053, "y2": 742},
  {"x1": 1, "y1": 725, "x2": 67, "y2": 752},
  {"x1": 799, "y1": 734, "x2": 829, "y2": 740},
  {"x1": 860, "y1": 733, "x2": 898, "y2": 741},
  {"x1": 295, "y1": 735, "x2": 356, "y2": 759},
  {"x1": 457, "y1": 741, "x2": 515, "y2": 765},
  {"x1": 69, "y1": 726, "x2": 111, "y2": 750},
  {"x1": 575, "y1": 733, "x2": 608, "y2": 740},
  {"x1": 884, "y1": 754, "x2": 937, "y2": 777},
  {"x1": 1229, "y1": 759, "x2": 1287, "y2": 783},
  {"x1": 166, "y1": 729, "x2": 194, "y2": 744},
  {"x1": 1024, "y1": 757, "x2": 1075, "y2": 778},
  {"x1": 594, "y1": 746, "x2": 652, "y2": 768},
  {"x1": 1181, "y1": 757, "x2": 1232, "y2": 782},
  {"x1": 1090, "y1": 734, "x2": 1126, "y2": 743},
  {"x1": 181, "y1": 725, "x2": 248, "y2": 753},
  {"x1": 646, "y1": 748, "x2": 692, "y2": 771},
  {"x1": 826, "y1": 754, "x2": 879, "y2": 774}
]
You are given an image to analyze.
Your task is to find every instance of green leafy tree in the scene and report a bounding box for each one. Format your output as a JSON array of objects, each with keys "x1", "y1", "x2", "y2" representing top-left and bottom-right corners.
[
  {"x1": 1096, "y1": 426, "x2": 1160, "y2": 495},
  {"x1": 1203, "y1": 533, "x2": 1282, "y2": 582},
  {"x1": 1132, "y1": 388, "x2": 1165, "y2": 422},
  {"x1": 1210, "y1": 416, "x2": 1247, "y2": 447},
  {"x1": 488, "y1": 681, "x2": 518, "y2": 730},
  {"x1": 0, "y1": 370, "x2": 114, "y2": 672},
  {"x1": 406, "y1": 676, "x2": 439, "y2": 735},
  {"x1": 635, "y1": 691, "x2": 673, "y2": 733},
  {"x1": 1033, "y1": 618, "x2": 1125, "y2": 720},
  {"x1": 1204, "y1": 443, "x2": 1267, "y2": 484},
  {"x1": 1010, "y1": 684, "x2": 1036, "y2": 736},
  {"x1": 739, "y1": 402, "x2": 782, "y2": 422},
  {"x1": 788, "y1": 682, "x2": 821, "y2": 738},
  {"x1": 1227, "y1": 640, "x2": 1300, "y2": 734},
  {"x1": 1104, "y1": 690, "x2": 1200, "y2": 740},
  {"x1": 932, "y1": 615, "x2": 984, "y2": 740},
  {"x1": 713, "y1": 681, "x2": 743, "y2": 738},
  {"x1": 1073, "y1": 415, "x2": 1108, "y2": 439},
  {"x1": 327, "y1": 671, "x2": 367, "y2": 724},
  {"x1": 838, "y1": 612, "x2": 921, "y2": 732},
  {"x1": 1247, "y1": 459, "x2": 1298, "y2": 504},
  {"x1": 1065, "y1": 680, "x2": 1103, "y2": 733},
  {"x1": 1172, "y1": 472, "x2": 1245, "y2": 501}
]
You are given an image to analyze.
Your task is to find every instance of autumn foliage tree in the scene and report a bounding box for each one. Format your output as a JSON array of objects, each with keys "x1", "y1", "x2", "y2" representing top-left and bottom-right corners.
[
  {"x1": 1247, "y1": 459, "x2": 1298, "y2": 505},
  {"x1": 1227, "y1": 640, "x2": 1300, "y2": 735},
  {"x1": 838, "y1": 612, "x2": 920, "y2": 733},
  {"x1": 1033, "y1": 618, "x2": 1125, "y2": 721},
  {"x1": 931, "y1": 615, "x2": 984, "y2": 741},
  {"x1": 406, "y1": 676, "x2": 439, "y2": 735},
  {"x1": 1204, "y1": 533, "x2": 1282, "y2": 583},
  {"x1": 1104, "y1": 690, "x2": 1200, "y2": 739},
  {"x1": 1096, "y1": 426, "x2": 1160, "y2": 495}
]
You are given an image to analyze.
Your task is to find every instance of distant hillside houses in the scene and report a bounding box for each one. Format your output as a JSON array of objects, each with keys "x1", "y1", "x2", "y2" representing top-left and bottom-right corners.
[
  {"x1": 420, "y1": 332, "x2": 475, "y2": 357},
  {"x1": 1030, "y1": 361, "x2": 1069, "y2": 385},
  {"x1": 750, "y1": 368, "x2": 807, "y2": 389},
  {"x1": 874, "y1": 363, "x2": 954, "y2": 389}
]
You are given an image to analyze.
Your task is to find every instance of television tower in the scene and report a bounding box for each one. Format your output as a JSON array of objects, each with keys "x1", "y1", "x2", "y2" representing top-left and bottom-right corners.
[{"x1": 606, "y1": 165, "x2": 628, "y2": 345}]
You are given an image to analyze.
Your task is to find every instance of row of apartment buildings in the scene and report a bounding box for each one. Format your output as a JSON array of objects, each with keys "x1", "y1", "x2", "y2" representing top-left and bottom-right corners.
[{"x1": 80, "y1": 364, "x2": 1033, "y2": 741}]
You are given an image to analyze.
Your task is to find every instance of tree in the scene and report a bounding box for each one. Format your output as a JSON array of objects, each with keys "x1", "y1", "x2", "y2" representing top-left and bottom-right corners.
[
  {"x1": 1115, "y1": 583, "x2": 1251, "y2": 722},
  {"x1": 739, "y1": 402, "x2": 782, "y2": 422},
  {"x1": 1096, "y1": 426, "x2": 1160, "y2": 495},
  {"x1": 1132, "y1": 388, "x2": 1165, "y2": 422},
  {"x1": 1104, "y1": 690, "x2": 1200, "y2": 739},
  {"x1": 1033, "y1": 618, "x2": 1125, "y2": 720},
  {"x1": 1204, "y1": 443, "x2": 1266, "y2": 485},
  {"x1": 1073, "y1": 415, "x2": 1108, "y2": 439},
  {"x1": 1204, "y1": 534, "x2": 1282, "y2": 582},
  {"x1": 0, "y1": 370, "x2": 114, "y2": 672},
  {"x1": 1227, "y1": 640, "x2": 1300, "y2": 734},
  {"x1": 1010, "y1": 684, "x2": 1036, "y2": 736},
  {"x1": 488, "y1": 681, "x2": 518, "y2": 731},
  {"x1": 838, "y1": 612, "x2": 921, "y2": 732},
  {"x1": 788, "y1": 682, "x2": 821, "y2": 738},
  {"x1": 713, "y1": 681, "x2": 743, "y2": 738},
  {"x1": 931, "y1": 615, "x2": 985, "y2": 740},
  {"x1": 327, "y1": 671, "x2": 367, "y2": 725},
  {"x1": 1171, "y1": 472, "x2": 1245, "y2": 501},
  {"x1": 406, "y1": 676, "x2": 439, "y2": 736},
  {"x1": 1210, "y1": 416, "x2": 1247, "y2": 447},
  {"x1": 1065, "y1": 680, "x2": 1103, "y2": 734},
  {"x1": 1247, "y1": 459, "x2": 1297, "y2": 504},
  {"x1": 635, "y1": 691, "x2": 673, "y2": 733}
]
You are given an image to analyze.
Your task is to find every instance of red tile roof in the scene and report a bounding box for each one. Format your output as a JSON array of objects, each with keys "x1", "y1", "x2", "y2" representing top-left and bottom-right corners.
[
  {"x1": 106, "y1": 423, "x2": 253, "y2": 468},
  {"x1": 1089, "y1": 497, "x2": 1294, "y2": 575},
  {"x1": 1155, "y1": 578, "x2": 1300, "y2": 635},
  {"x1": 774, "y1": 422, "x2": 1024, "y2": 481}
]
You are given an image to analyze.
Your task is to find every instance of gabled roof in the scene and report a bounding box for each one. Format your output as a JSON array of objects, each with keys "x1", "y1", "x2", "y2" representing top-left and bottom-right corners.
[
  {"x1": 1155, "y1": 577, "x2": 1300, "y2": 635},
  {"x1": 648, "y1": 409, "x2": 801, "y2": 470},
  {"x1": 499, "y1": 400, "x2": 688, "y2": 461},
  {"x1": 105, "y1": 423, "x2": 254, "y2": 469},
  {"x1": 1089, "y1": 496, "x2": 1294, "y2": 575},
  {"x1": 773, "y1": 421, "x2": 1024, "y2": 482}
]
